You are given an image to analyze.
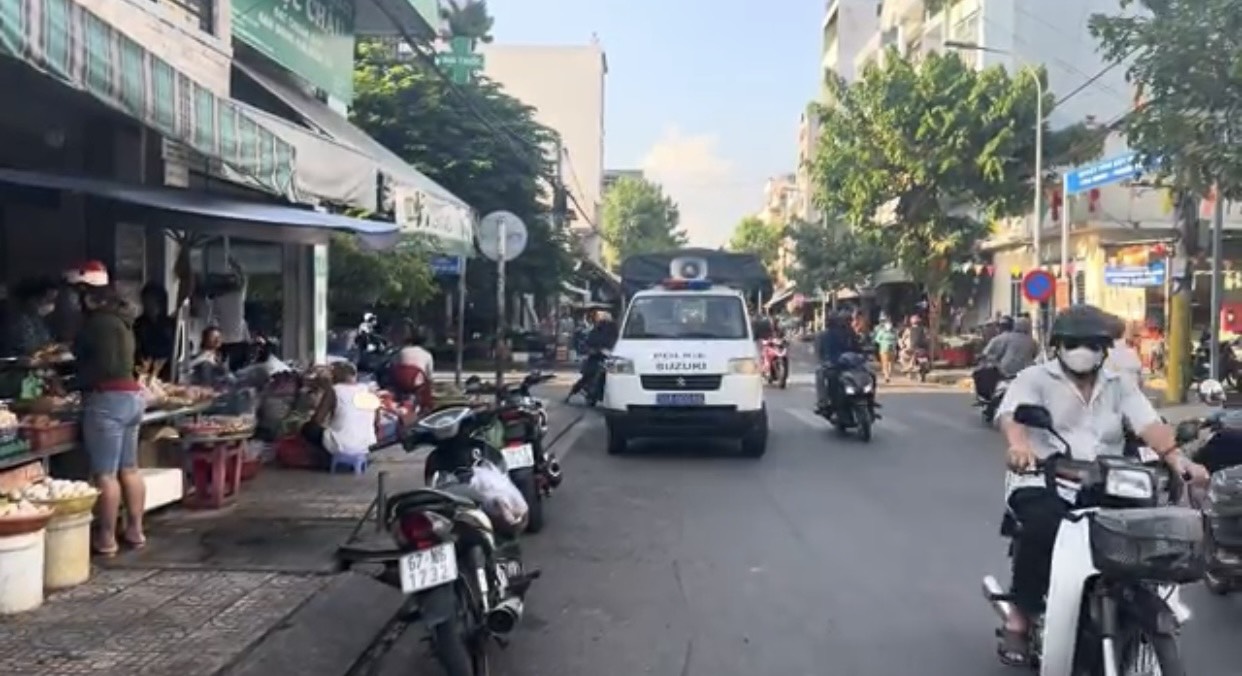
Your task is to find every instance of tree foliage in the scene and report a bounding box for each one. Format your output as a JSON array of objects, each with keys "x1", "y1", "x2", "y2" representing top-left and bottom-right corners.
[
  {"x1": 812, "y1": 50, "x2": 1097, "y2": 289},
  {"x1": 599, "y1": 176, "x2": 687, "y2": 269},
  {"x1": 351, "y1": 40, "x2": 572, "y2": 303},
  {"x1": 1090, "y1": 0, "x2": 1242, "y2": 199},
  {"x1": 727, "y1": 216, "x2": 785, "y2": 274},
  {"x1": 789, "y1": 219, "x2": 893, "y2": 294},
  {"x1": 439, "y1": 0, "x2": 495, "y2": 42},
  {"x1": 328, "y1": 234, "x2": 435, "y2": 314}
]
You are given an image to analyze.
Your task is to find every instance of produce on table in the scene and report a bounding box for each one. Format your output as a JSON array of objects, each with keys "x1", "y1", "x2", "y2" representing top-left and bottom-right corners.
[
  {"x1": 180, "y1": 415, "x2": 256, "y2": 438},
  {"x1": 0, "y1": 406, "x2": 18, "y2": 429},
  {"x1": 21, "y1": 414, "x2": 65, "y2": 429},
  {"x1": 13, "y1": 478, "x2": 96, "y2": 502}
]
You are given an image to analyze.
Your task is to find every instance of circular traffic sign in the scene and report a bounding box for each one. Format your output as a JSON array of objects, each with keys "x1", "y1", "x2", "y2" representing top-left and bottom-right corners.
[
  {"x1": 477, "y1": 210, "x2": 528, "y2": 262},
  {"x1": 1021, "y1": 269, "x2": 1056, "y2": 303}
]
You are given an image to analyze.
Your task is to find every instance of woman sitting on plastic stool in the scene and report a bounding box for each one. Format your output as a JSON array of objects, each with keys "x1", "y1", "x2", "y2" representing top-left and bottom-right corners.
[{"x1": 302, "y1": 362, "x2": 379, "y2": 469}]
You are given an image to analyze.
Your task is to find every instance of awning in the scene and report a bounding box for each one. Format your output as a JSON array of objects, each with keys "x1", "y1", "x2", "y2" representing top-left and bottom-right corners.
[
  {"x1": 576, "y1": 256, "x2": 622, "y2": 290},
  {"x1": 0, "y1": 0, "x2": 296, "y2": 198},
  {"x1": 237, "y1": 102, "x2": 380, "y2": 211},
  {"x1": 0, "y1": 167, "x2": 398, "y2": 247},
  {"x1": 764, "y1": 285, "x2": 797, "y2": 310},
  {"x1": 236, "y1": 62, "x2": 474, "y2": 255}
]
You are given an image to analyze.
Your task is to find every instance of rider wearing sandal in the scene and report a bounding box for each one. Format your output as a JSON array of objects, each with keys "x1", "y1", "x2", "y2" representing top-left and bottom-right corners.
[{"x1": 992, "y1": 304, "x2": 1210, "y2": 666}]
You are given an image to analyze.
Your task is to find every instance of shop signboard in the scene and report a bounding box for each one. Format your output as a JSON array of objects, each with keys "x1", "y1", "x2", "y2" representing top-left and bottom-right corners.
[
  {"x1": 430, "y1": 256, "x2": 464, "y2": 277},
  {"x1": 1104, "y1": 261, "x2": 1166, "y2": 287},
  {"x1": 233, "y1": 0, "x2": 356, "y2": 103},
  {"x1": 394, "y1": 185, "x2": 474, "y2": 256}
]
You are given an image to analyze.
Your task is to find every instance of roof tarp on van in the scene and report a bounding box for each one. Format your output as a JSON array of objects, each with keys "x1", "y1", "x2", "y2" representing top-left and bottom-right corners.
[{"x1": 620, "y1": 248, "x2": 772, "y2": 297}]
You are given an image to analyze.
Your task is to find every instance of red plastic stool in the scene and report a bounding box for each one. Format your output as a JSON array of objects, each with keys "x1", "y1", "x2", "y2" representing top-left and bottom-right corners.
[{"x1": 184, "y1": 439, "x2": 245, "y2": 509}]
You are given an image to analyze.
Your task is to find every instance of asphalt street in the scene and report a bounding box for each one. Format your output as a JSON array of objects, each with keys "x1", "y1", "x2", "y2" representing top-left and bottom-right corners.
[{"x1": 381, "y1": 361, "x2": 1242, "y2": 676}]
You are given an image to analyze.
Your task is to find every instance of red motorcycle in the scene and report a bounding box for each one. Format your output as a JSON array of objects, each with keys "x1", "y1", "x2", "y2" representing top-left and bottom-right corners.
[{"x1": 761, "y1": 337, "x2": 789, "y2": 389}]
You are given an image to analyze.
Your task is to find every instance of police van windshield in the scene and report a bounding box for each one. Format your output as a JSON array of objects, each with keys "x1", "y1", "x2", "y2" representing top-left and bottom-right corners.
[{"x1": 621, "y1": 294, "x2": 748, "y2": 340}]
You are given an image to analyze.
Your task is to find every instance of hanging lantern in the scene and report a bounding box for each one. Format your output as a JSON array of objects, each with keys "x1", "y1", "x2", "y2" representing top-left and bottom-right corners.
[{"x1": 1087, "y1": 188, "x2": 1102, "y2": 214}]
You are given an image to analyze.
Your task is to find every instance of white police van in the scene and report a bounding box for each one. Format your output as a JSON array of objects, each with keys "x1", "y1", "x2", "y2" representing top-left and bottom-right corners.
[{"x1": 602, "y1": 250, "x2": 769, "y2": 457}]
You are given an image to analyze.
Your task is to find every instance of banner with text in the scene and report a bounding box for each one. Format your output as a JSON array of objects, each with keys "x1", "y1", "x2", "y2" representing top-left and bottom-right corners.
[
  {"x1": 394, "y1": 185, "x2": 475, "y2": 257},
  {"x1": 233, "y1": 0, "x2": 356, "y2": 103}
]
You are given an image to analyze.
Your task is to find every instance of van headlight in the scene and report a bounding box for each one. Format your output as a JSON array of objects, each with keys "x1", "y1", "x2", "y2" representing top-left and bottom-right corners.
[
  {"x1": 1105, "y1": 468, "x2": 1154, "y2": 500},
  {"x1": 728, "y1": 358, "x2": 759, "y2": 375},
  {"x1": 607, "y1": 357, "x2": 635, "y2": 375}
]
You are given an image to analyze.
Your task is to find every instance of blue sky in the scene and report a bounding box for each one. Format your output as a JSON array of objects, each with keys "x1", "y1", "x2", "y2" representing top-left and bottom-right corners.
[{"x1": 488, "y1": 0, "x2": 824, "y2": 247}]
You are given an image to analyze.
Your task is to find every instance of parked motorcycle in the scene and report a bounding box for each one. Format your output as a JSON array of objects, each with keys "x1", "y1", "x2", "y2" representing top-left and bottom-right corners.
[
  {"x1": 481, "y1": 373, "x2": 563, "y2": 534},
  {"x1": 817, "y1": 352, "x2": 879, "y2": 442},
  {"x1": 761, "y1": 337, "x2": 789, "y2": 389},
  {"x1": 339, "y1": 406, "x2": 538, "y2": 676},
  {"x1": 982, "y1": 403, "x2": 1198, "y2": 675}
]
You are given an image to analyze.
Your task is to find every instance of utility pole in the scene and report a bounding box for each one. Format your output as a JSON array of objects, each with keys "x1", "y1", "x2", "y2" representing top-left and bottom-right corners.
[
  {"x1": 1165, "y1": 192, "x2": 1199, "y2": 404},
  {"x1": 1210, "y1": 190, "x2": 1225, "y2": 379}
]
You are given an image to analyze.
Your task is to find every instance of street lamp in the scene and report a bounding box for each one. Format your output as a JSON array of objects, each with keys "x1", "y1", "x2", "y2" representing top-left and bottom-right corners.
[{"x1": 945, "y1": 41, "x2": 1046, "y2": 333}]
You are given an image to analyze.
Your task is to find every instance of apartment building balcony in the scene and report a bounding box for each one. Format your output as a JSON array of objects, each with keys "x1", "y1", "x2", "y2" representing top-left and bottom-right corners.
[
  {"x1": 880, "y1": 0, "x2": 925, "y2": 34},
  {"x1": 823, "y1": 0, "x2": 840, "y2": 30}
]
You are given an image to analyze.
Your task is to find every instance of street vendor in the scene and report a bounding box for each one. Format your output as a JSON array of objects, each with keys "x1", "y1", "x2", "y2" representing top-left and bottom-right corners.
[
  {"x1": 301, "y1": 361, "x2": 378, "y2": 467},
  {"x1": 3, "y1": 277, "x2": 58, "y2": 357},
  {"x1": 188, "y1": 327, "x2": 230, "y2": 386},
  {"x1": 133, "y1": 283, "x2": 176, "y2": 379},
  {"x1": 71, "y1": 267, "x2": 147, "y2": 556}
]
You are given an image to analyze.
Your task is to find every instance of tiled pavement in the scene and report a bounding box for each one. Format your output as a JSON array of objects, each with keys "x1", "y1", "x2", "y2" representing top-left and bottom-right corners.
[{"x1": 0, "y1": 389, "x2": 585, "y2": 676}]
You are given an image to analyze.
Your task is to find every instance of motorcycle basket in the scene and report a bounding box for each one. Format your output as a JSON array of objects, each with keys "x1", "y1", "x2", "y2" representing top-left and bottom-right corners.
[{"x1": 1089, "y1": 507, "x2": 1206, "y2": 583}]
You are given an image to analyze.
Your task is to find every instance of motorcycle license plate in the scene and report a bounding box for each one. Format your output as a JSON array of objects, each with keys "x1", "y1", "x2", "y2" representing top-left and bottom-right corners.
[
  {"x1": 656, "y1": 393, "x2": 705, "y2": 406},
  {"x1": 503, "y1": 443, "x2": 536, "y2": 469},
  {"x1": 399, "y1": 543, "x2": 458, "y2": 594}
]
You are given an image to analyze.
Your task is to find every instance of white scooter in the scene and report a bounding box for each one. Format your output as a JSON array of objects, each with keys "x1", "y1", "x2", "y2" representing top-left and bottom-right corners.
[{"x1": 982, "y1": 403, "x2": 1200, "y2": 675}]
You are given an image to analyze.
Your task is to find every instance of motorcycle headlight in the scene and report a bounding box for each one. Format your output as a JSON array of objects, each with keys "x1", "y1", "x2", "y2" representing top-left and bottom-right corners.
[
  {"x1": 862, "y1": 381, "x2": 874, "y2": 393},
  {"x1": 607, "y1": 357, "x2": 635, "y2": 374},
  {"x1": 843, "y1": 385, "x2": 857, "y2": 395},
  {"x1": 728, "y1": 358, "x2": 759, "y2": 375},
  {"x1": 1104, "y1": 468, "x2": 1154, "y2": 500}
]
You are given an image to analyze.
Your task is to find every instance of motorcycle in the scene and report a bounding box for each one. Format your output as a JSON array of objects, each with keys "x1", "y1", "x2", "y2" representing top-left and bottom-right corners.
[
  {"x1": 338, "y1": 407, "x2": 538, "y2": 676},
  {"x1": 817, "y1": 352, "x2": 879, "y2": 442},
  {"x1": 572, "y1": 348, "x2": 609, "y2": 406},
  {"x1": 761, "y1": 337, "x2": 789, "y2": 389},
  {"x1": 971, "y1": 364, "x2": 1010, "y2": 426},
  {"x1": 982, "y1": 403, "x2": 1198, "y2": 675},
  {"x1": 913, "y1": 348, "x2": 931, "y2": 382},
  {"x1": 460, "y1": 373, "x2": 563, "y2": 534}
]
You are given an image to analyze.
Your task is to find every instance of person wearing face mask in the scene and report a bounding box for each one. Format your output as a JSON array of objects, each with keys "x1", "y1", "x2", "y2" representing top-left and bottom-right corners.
[
  {"x1": 4, "y1": 278, "x2": 59, "y2": 357},
  {"x1": 991, "y1": 304, "x2": 1210, "y2": 666}
]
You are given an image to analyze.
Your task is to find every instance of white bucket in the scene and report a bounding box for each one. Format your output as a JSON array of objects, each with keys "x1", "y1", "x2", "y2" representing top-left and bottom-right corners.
[
  {"x1": 44, "y1": 512, "x2": 93, "y2": 590},
  {"x1": 0, "y1": 529, "x2": 46, "y2": 614}
]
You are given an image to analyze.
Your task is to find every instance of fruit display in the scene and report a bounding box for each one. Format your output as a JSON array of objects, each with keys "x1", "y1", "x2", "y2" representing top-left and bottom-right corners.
[
  {"x1": 11, "y1": 477, "x2": 98, "y2": 516},
  {"x1": 0, "y1": 497, "x2": 49, "y2": 518},
  {"x1": 179, "y1": 415, "x2": 256, "y2": 438},
  {"x1": 0, "y1": 495, "x2": 54, "y2": 536}
]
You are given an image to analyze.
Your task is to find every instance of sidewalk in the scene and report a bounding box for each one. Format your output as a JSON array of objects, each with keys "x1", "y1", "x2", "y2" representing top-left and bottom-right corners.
[{"x1": 0, "y1": 392, "x2": 585, "y2": 676}]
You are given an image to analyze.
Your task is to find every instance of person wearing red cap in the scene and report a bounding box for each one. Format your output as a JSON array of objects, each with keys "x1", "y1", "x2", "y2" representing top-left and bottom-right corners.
[
  {"x1": 71, "y1": 264, "x2": 147, "y2": 555},
  {"x1": 50, "y1": 260, "x2": 109, "y2": 344}
]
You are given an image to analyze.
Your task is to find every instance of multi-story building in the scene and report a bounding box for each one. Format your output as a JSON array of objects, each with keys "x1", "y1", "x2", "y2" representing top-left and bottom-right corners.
[
  {"x1": 481, "y1": 42, "x2": 608, "y2": 264},
  {"x1": 758, "y1": 174, "x2": 800, "y2": 290},
  {"x1": 823, "y1": 0, "x2": 881, "y2": 97},
  {"x1": 603, "y1": 169, "x2": 644, "y2": 194}
]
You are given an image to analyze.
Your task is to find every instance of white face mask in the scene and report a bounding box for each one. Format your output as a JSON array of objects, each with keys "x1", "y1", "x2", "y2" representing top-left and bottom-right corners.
[{"x1": 1059, "y1": 346, "x2": 1104, "y2": 374}]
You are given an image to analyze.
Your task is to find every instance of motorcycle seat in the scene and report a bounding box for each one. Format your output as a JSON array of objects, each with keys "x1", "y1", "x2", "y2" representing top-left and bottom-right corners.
[{"x1": 388, "y1": 487, "x2": 479, "y2": 514}]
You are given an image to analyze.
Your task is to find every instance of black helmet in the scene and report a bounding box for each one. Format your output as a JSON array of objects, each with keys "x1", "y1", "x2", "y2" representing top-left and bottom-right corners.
[
  {"x1": 1049, "y1": 305, "x2": 1113, "y2": 346},
  {"x1": 998, "y1": 315, "x2": 1014, "y2": 332}
]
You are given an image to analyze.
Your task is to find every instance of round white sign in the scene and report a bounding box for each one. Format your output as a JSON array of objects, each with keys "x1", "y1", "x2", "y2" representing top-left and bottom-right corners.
[{"x1": 478, "y1": 210, "x2": 528, "y2": 262}]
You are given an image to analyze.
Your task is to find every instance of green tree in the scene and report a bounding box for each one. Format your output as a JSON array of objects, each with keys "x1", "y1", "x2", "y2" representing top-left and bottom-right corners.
[
  {"x1": 789, "y1": 219, "x2": 893, "y2": 294},
  {"x1": 1090, "y1": 0, "x2": 1242, "y2": 402},
  {"x1": 812, "y1": 49, "x2": 1099, "y2": 349},
  {"x1": 328, "y1": 233, "x2": 435, "y2": 315},
  {"x1": 727, "y1": 216, "x2": 785, "y2": 274},
  {"x1": 351, "y1": 40, "x2": 572, "y2": 307},
  {"x1": 599, "y1": 176, "x2": 687, "y2": 269},
  {"x1": 439, "y1": 0, "x2": 495, "y2": 41}
]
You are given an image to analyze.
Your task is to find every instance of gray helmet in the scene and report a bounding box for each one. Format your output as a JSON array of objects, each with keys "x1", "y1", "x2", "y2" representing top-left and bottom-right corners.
[{"x1": 1049, "y1": 305, "x2": 1113, "y2": 346}]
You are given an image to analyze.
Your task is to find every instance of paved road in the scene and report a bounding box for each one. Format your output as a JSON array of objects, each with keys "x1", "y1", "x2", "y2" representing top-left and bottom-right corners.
[{"x1": 380, "y1": 371, "x2": 1242, "y2": 675}]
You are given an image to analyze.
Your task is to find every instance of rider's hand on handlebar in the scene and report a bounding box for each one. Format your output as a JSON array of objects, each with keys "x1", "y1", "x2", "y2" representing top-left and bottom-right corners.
[
  {"x1": 1180, "y1": 458, "x2": 1211, "y2": 486},
  {"x1": 1006, "y1": 445, "x2": 1038, "y2": 473}
]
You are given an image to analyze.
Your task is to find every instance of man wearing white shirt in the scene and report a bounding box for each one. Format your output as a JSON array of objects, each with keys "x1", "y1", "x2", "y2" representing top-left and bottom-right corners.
[{"x1": 213, "y1": 257, "x2": 250, "y2": 371}]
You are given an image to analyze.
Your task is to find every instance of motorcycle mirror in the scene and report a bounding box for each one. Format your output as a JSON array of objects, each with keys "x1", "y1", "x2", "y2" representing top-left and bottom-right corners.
[
  {"x1": 1175, "y1": 420, "x2": 1202, "y2": 445},
  {"x1": 1012, "y1": 404, "x2": 1054, "y2": 430}
]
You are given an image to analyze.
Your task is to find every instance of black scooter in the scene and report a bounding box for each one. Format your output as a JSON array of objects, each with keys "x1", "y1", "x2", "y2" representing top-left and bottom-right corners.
[
  {"x1": 817, "y1": 352, "x2": 880, "y2": 442},
  {"x1": 338, "y1": 407, "x2": 538, "y2": 676}
]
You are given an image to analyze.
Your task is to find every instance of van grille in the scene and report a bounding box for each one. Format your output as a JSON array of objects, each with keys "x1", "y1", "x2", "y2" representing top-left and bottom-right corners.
[{"x1": 640, "y1": 375, "x2": 722, "y2": 391}]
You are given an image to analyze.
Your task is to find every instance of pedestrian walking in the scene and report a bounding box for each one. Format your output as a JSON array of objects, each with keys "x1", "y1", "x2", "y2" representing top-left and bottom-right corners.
[{"x1": 874, "y1": 316, "x2": 897, "y2": 382}]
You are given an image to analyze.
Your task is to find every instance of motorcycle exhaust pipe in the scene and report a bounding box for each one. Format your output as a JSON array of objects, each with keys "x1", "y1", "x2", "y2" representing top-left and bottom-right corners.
[
  {"x1": 982, "y1": 575, "x2": 1015, "y2": 623},
  {"x1": 485, "y1": 597, "x2": 524, "y2": 635},
  {"x1": 545, "y1": 455, "x2": 564, "y2": 487}
]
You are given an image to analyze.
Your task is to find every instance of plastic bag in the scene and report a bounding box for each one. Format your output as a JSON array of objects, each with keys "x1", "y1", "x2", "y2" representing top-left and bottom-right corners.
[{"x1": 468, "y1": 461, "x2": 529, "y2": 527}]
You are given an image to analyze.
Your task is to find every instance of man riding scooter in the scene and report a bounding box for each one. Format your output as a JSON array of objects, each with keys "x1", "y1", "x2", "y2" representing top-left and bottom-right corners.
[
  {"x1": 566, "y1": 309, "x2": 617, "y2": 404},
  {"x1": 975, "y1": 316, "x2": 1039, "y2": 397},
  {"x1": 815, "y1": 312, "x2": 862, "y2": 415}
]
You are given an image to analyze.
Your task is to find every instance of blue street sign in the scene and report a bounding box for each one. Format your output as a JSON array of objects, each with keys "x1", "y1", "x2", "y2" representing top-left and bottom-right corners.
[
  {"x1": 430, "y1": 255, "x2": 463, "y2": 277},
  {"x1": 1064, "y1": 153, "x2": 1148, "y2": 195},
  {"x1": 1103, "y1": 261, "x2": 1166, "y2": 288},
  {"x1": 1021, "y1": 269, "x2": 1055, "y2": 303}
]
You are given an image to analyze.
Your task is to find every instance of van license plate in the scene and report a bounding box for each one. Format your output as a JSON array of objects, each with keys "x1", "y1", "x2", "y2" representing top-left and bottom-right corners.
[
  {"x1": 656, "y1": 393, "x2": 705, "y2": 406},
  {"x1": 399, "y1": 543, "x2": 458, "y2": 594}
]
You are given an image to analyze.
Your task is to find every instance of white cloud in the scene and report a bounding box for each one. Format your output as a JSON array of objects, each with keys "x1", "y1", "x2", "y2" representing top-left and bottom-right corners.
[{"x1": 640, "y1": 127, "x2": 757, "y2": 248}]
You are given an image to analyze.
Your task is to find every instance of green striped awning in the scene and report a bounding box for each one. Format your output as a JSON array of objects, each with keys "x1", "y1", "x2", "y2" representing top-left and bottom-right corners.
[{"x1": 0, "y1": 0, "x2": 295, "y2": 198}]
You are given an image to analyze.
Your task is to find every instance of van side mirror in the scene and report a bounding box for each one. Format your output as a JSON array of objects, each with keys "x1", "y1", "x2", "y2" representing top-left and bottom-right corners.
[{"x1": 1013, "y1": 404, "x2": 1053, "y2": 430}]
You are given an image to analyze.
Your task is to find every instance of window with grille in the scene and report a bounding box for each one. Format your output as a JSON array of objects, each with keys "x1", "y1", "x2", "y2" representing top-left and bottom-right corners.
[{"x1": 1009, "y1": 278, "x2": 1022, "y2": 316}]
